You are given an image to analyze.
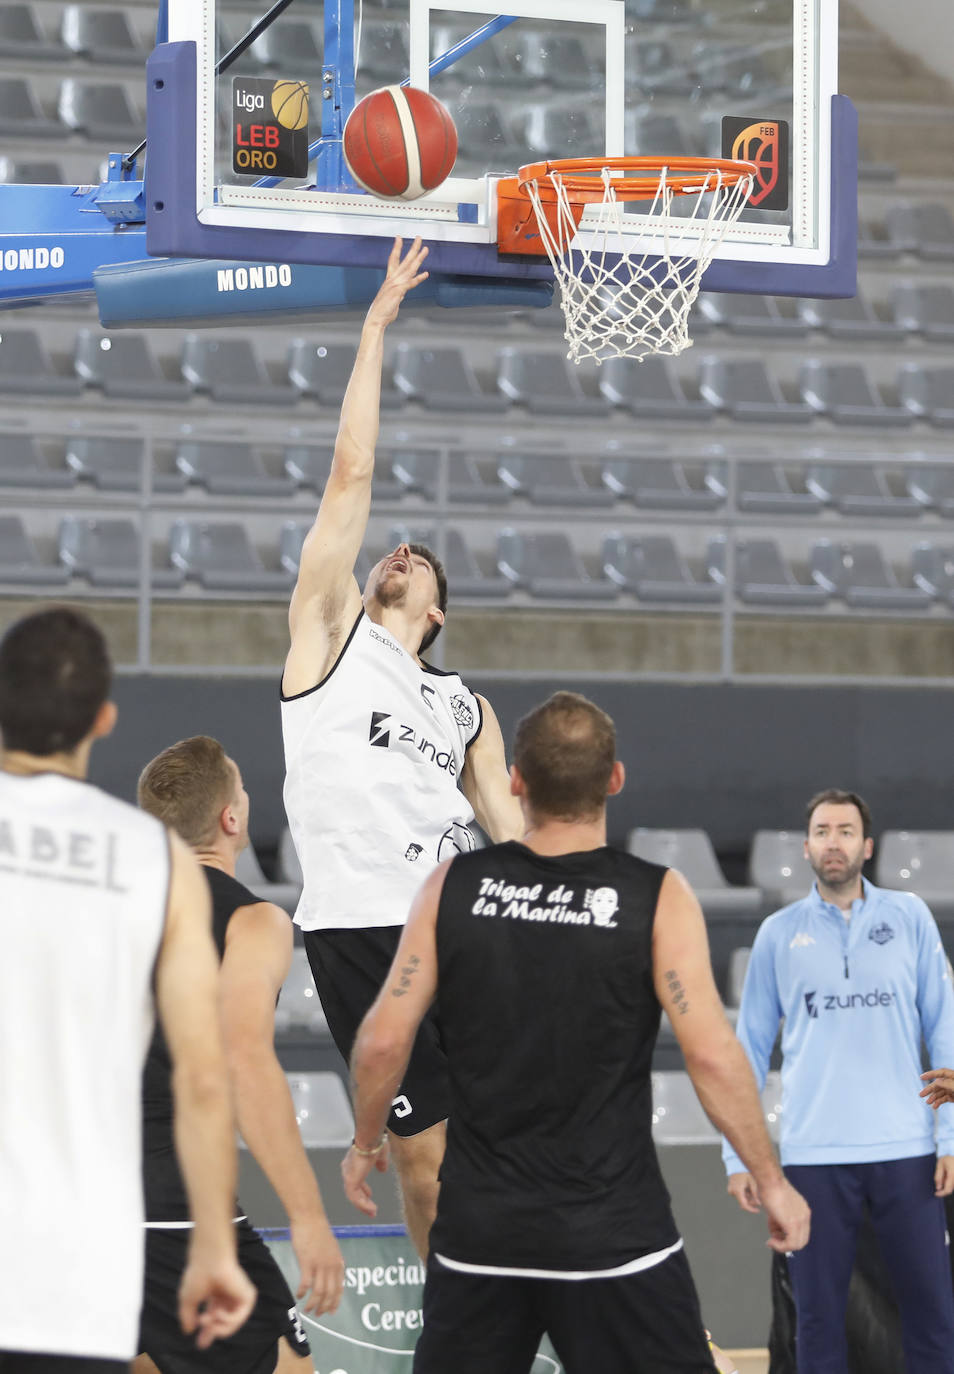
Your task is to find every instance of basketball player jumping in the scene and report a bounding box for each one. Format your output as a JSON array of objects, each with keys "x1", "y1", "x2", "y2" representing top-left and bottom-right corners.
[
  {"x1": 135, "y1": 736, "x2": 344, "y2": 1374},
  {"x1": 344, "y1": 692, "x2": 811, "y2": 1374},
  {"x1": 0, "y1": 608, "x2": 255, "y2": 1374},
  {"x1": 282, "y1": 236, "x2": 523, "y2": 1259}
]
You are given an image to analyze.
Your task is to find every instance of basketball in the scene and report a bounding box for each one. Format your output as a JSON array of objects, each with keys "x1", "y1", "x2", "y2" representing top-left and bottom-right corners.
[
  {"x1": 271, "y1": 80, "x2": 309, "y2": 131},
  {"x1": 343, "y1": 86, "x2": 457, "y2": 200}
]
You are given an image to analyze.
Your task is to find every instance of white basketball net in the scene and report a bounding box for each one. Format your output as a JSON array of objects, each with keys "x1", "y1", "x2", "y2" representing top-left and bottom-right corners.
[{"x1": 523, "y1": 165, "x2": 754, "y2": 364}]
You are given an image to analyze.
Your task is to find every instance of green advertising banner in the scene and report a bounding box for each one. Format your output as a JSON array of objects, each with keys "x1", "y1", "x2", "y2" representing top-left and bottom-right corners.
[{"x1": 261, "y1": 1226, "x2": 564, "y2": 1374}]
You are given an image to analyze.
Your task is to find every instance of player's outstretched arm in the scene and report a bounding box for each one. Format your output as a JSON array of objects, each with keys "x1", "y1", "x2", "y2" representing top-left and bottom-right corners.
[
  {"x1": 460, "y1": 694, "x2": 524, "y2": 842},
  {"x1": 652, "y1": 869, "x2": 810, "y2": 1254},
  {"x1": 219, "y1": 900, "x2": 344, "y2": 1315},
  {"x1": 343, "y1": 864, "x2": 445, "y2": 1215},
  {"x1": 156, "y1": 833, "x2": 257, "y2": 1344},
  {"x1": 284, "y1": 236, "x2": 429, "y2": 697}
]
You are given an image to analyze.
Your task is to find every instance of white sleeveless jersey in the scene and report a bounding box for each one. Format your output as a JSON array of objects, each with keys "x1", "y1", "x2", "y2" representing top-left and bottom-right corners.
[
  {"x1": 0, "y1": 772, "x2": 169, "y2": 1360},
  {"x1": 282, "y1": 611, "x2": 483, "y2": 930}
]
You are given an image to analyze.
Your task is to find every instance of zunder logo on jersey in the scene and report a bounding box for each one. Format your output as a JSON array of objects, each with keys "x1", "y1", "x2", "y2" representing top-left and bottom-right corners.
[{"x1": 367, "y1": 710, "x2": 457, "y2": 775}]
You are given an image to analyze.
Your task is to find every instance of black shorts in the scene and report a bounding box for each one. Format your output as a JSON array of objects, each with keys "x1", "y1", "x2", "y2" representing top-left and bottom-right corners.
[
  {"x1": 413, "y1": 1249, "x2": 717, "y2": 1374},
  {"x1": 137, "y1": 1219, "x2": 310, "y2": 1374},
  {"x1": 304, "y1": 925, "x2": 450, "y2": 1137},
  {"x1": 0, "y1": 1357, "x2": 126, "y2": 1373}
]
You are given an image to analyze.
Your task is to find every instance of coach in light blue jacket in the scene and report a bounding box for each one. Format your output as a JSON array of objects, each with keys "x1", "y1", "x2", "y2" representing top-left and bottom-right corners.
[{"x1": 723, "y1": 787, "x2": 954, "y2": 1374}]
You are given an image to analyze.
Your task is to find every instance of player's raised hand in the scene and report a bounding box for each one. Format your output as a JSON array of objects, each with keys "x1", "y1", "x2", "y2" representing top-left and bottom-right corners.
[
  {"x1": 178, "y1": 1248, "x2": 257, "y2": 1348},
  {"x1": 366, "y1": 237, "x2": 430, "y2": 328},
  {"x1": 921, "y1": 1067, "x2": 954, "y2": 1108},
  {"x1": 291, "y1": 1212, "x2": 346, "y2": 1316}
]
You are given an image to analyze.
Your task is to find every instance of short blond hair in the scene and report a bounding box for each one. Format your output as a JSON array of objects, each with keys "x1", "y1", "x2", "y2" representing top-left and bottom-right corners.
[{"x1": 137, "y1": 735, "x2": 236, "y2": 846}]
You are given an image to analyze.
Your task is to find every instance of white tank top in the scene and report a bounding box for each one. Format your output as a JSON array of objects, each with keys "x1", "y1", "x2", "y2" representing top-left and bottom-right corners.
[
  {"x1": 0, "y1": 772, "x2": 169, "y2": 1360},
  {"x1": 282, "y1": 611, "x2": 482, "y2": 930}
]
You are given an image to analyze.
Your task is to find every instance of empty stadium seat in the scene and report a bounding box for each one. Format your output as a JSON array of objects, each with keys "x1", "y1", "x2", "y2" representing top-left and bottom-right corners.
[
  {"x1": 697, "y1": 293, "x2": 808, "y2": 336},
  {"x1": 0, "y1": 329, "x2": 81, "y2": 395},
  {"x1": 651, "y1": 1072, "x2": 719, "y2": 1145},
  {"x1": 74, "y1": 329, "x2": 190, "y2": 401},
  {"x1": 885, "y1": 202, "x2": 954, "y2": 260},
  {"x1": 797, "y1": 292, "x2": 905, "y2": 341},
  {"x1": 0, "y1": 77, "x2": 60, "y2": 135},
  {"x1": 175, "y1": 441, "x2": 296, "y2": 497},
  {"x1": 737, "y1": 462, "x2": 821, "y2": 515},
  {"x1": 804, "y1": 463, "x2": 921, "y2": 517},
  {"x1": 243, "y1": 18, "x2": 321, "y2": 69},
  {"x1": 602, "y1": 533, "x2": 722, "y2": 604},
  {"x1": 912, "y1": 544, "x2": 954, "y2": 603},
  {"x1": 810, "y1": 540, "x2": 932, "y2": 610},
  {"x1": 698, "y1": 357, "x2": 811, "y2": 423},
  {"x1": 286, "y1": 1073, "x2": 354, "y2": 1148},
  {"x1": 497, "y1": 348, "x2": 609, "y2": 416},
  {"x1": 182, "y1": 336, "x2": 296, "y2": 405},
  {"x1": 234, "y1": 843, "x2": 301, "y2": 914},
  {"x1": 726, "y1": 947, "x2": 752, "y2": 1008},
  {"x1": 0, "y1": 5, "x2": 64, "y2": 59},
  {"x1": 169, "y1": 520, "x2": 290, "y2": 593},
  {"x1": 892, "y1": 284, "x2": 954, "y2": 343},
  {"x1": 517, "y1": 31, "x2": 601, "y2": 89},
  {"x1": 387, "y1": 449, "x2": 439, "y2": 501},
  {"x1": 275, "y1": 948, "x2": 329, "y2": 1037},
  {"x1": 735, "y1": 539, "x2": 827, "y2": 607},
  {"x1": 58, "y1": 79, "x2": 140, "y2": 139},
  {"x1": 61, "y1": 6, "x2": 143, "y2": 62},
  {"x1": 599, "y1": 356, "x2": 711, "y2": 420},
  {"x1": 799, "y1": 361, "x2": 910, "y2": 427},
  {"x1": 496, "y1": 453, "x2": 613, "y2": 507},
  {"x1": 875, "y1": 832, "x2": 954, "y2": 917},
  {"x1": 443, "y1": 452, "x2": 511, "y2": 506},
  {"x1": 65, "y1": 436, "x2": 185, "y2": 493},
  {"x1": 748, "y1": 831, "x2": 813, "y2": 908},
  {"x1": 58, "y1": 516, "x2": 183, "y2": 590},
  {"x1": 0, "y1": 433, "x2": 74, "y2": 488},
  {"x1": 0, "y1": 155, "x2": 64, "y2": 182},
  {"x1": 288, "y1": 339, "x2": 401, "y2": 408},
  {"x1": 601, "y1": 456, "x2": 726, "y2": 510},
  {"x1": 392, "y1": 343, "x2": 507, "y2": 413},
  {"x1": 497, "y1": 530, "x2": 616, "y2": 601},
  {"x1": 626, "y1": 829, "x2": 761, "y2": 914},
  {"x1": 898, "y1": 365, "x2": 954, "y2": 427},
  {"x1": 0, "y1": 516, "x2": 68, "y2": 586},
  {"x1": 906, "y1": 467, "x2": 954, "y2": 516}
]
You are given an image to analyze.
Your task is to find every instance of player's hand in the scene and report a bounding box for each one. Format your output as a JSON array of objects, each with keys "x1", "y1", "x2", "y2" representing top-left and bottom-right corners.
[
  {"x1": 935, "y1": 1154, "x2": 954, "y2": 1197},
  {"x1": 178, "y1": 1248, "x2": 257, "y2": 1348},
  {"x1": 341, "y1": 1139, "x2": 391, "y2": 1218},
  {"x1": 366, "y1": 237, "x2": 429, "y2": 328},
  {"x1": 726, "y1": 1171, "x2": 762, "y2": 1214},
  {"x1": 921, "y1": 1068, "x2": 954, "y2": 1108},
  {"x1": 290, "y1": 1212, "x2": 346, "y2": 1316},
  {"x1": 759, "y1": 1177, "x2": 811, "y2": 1254}
]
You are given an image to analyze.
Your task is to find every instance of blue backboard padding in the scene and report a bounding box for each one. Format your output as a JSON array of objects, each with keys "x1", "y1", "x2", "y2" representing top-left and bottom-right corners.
[
  {"x1": 94, "y1": 257, "x2": 552, "y2": 325},
  {"x1": 146, "y1": 42, "x2": 856, "y2": 299}
]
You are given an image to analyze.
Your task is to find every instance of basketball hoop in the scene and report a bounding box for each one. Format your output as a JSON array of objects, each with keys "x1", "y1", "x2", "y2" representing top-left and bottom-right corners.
[{"x1": 496, "y1": 156, "x2": 757, "y2": 364}]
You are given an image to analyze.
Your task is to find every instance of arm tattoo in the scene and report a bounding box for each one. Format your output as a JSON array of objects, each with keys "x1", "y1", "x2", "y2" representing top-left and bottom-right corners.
[
  {"x1": 664, "y1": 967, "x2": 690, "y2": 1017},
  {"x1": 390, "y1": 953, "x2": 421, "y2": 999}
]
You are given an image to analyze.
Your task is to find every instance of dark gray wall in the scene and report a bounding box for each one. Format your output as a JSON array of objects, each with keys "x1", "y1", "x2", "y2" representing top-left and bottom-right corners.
[{"x1": 95, "y1": 675, "x2": 954, "y2": 862}]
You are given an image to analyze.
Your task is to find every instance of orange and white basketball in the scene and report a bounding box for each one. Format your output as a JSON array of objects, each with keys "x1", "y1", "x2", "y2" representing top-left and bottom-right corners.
[{"x1": 343, "y1": 86, "x2": 458, "y2": 200}]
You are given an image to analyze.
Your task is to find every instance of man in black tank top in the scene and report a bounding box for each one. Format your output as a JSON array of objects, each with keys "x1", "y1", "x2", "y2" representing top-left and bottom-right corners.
[
  {"x1": 343, "y1": 692, "x2": 811, "y2": 1374},
  {"x1": 136, "y1": 736, "x2": 344, "y2": 1374}
]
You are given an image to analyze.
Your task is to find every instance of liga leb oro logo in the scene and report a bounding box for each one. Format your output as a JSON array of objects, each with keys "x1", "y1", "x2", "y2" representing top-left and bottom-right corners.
[
  {"x1": 721, "y1": 116, "x2": 790, "y2": 211},
  {"x1": 232, "y1": 76, "x2": 309, "y2": 179}
]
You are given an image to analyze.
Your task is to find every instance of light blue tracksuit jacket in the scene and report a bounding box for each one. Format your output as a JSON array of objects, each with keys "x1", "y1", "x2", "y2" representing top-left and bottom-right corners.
[{"x1": 722, "y1": 878, "x2": 954, "y2": 1173}]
